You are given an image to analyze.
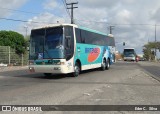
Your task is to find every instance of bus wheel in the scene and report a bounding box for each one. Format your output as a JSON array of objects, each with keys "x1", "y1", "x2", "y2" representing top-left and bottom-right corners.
[
  {"x1": 73, "y1": 62, "x2": 80, "y2": 77},
  {"x1": 101, "y1": 59, "x2": 106, "y2": 71},
  {"x1": 106, "y1": 59, "x2": 110, "y2": 70}
]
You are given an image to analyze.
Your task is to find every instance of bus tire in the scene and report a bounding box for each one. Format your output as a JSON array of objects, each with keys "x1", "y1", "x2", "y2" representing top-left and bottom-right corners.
[
  {"x1": 106, "y1": 59, "x2": 110, "y2": 70},
  {"x1": 101, "y1": 59, "x2": 106, "y2": 71},
  {"x1": 72, "y1": 62, "x2": 80, "y2": 77}
]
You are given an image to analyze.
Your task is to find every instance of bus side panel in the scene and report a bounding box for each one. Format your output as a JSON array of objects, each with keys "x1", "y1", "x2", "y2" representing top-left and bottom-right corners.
[{"x1": 74, "y1": 43, "x2": 109, "y2": 70}]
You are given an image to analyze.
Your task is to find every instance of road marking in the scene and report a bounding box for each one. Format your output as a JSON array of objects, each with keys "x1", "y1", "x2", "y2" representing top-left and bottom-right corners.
[
  {"x1": 83, "y1": 93, "x2": 91, "y2": 96},
  {"x1": 90, "y1": 99, "x2": 112, "y2": 101}
]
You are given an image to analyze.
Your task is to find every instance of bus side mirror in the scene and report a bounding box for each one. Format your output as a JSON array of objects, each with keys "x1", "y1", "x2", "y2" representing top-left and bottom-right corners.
[{"x1": 65, "y1": 36, "x2": 71, "y2": 49}]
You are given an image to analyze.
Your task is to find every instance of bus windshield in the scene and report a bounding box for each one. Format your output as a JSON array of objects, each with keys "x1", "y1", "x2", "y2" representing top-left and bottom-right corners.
[
  {"x1": 29, "y1": 27, "x2": 64, "y2": 60},
  {"x1": 124, "y1": 49, "x2": 135, "y2": 57}
]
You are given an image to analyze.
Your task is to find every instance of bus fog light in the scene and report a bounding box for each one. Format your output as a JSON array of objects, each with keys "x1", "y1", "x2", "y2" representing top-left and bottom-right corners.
[
  {"x1": 29, "y1": 67, "x2": 35, "y2": 72},
  {"x1": 29, "y1": 67, "x2": 33, "y2": 70}
]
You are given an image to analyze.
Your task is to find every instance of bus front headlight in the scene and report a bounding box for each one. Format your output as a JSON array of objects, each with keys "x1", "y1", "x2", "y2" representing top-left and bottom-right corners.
[
  {"x1": 56, "y1": 62, "x2": 65, "y2": 65},
  {"x1": 53, "y1": 60, "x2": 65, "y2": 65}
]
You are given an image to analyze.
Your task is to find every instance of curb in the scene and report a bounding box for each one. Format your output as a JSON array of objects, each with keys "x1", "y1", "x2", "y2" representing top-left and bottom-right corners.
[{"x1": 0, "y1": 66, "x2": 28, "y2": 72}]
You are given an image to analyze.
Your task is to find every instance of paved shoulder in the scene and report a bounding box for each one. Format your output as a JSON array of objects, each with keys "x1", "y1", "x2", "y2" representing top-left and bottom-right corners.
[
  {"x1": 138, "y1": 61, "x2": 160, "y2": 81},
  {"x1": 0, "y1": 66, "x2": 28, "y2": 72}
]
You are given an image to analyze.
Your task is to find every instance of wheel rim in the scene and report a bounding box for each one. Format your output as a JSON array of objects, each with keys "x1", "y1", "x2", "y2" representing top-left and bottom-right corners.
[
  {"x1": 75, "y1": 64, "x2": 80, "y2": 76},
  {"x1": 107, "y1": 61, "x2": 110, "y2": 68},
  {"x1": 103, "y1": 60, "x2": 106, "y2": 67}
]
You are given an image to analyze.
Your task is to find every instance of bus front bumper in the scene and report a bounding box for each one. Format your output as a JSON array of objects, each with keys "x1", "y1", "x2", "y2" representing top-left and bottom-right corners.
[
  {"x1": 124, "y1": 57, "x2": 135, "y2": 61},
  {"x1": 29, "y1": 65, "x2": 73, "y2": 74}
]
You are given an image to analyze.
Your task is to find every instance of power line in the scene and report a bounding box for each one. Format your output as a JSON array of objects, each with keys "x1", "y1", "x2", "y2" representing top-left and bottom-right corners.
[
  {"x1": 0, "y1": 7, "x2": 40, "y2": 15},
  {"x1": 75, "y1": 19, "x2": 110, "y2": 24},
  {"x1": 0, "y1": 17, "x2": 56, "y2": 24},
  {"x1": 1, "y1": 17, "x2": 160, "y2": 28},
  {"x1": 61, "y1": 0, "x2": 71, "y2": 18},
  {"x1": 1, "y1": 6, "x2": 158, "y2": 26},
  {"x1": 75, "y1": 19, "x2": 160, "y2": 26}
]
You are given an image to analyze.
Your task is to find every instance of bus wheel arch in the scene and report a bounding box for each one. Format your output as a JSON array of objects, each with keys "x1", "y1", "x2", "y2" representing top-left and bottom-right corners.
[{"x1": 44, "y1": 73, "x2": 52, "y2": 78}]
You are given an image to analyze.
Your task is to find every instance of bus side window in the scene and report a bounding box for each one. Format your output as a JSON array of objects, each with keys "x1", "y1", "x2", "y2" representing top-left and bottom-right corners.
[
  {"x1": 65, "y1": 36, "x2": 71, "y2": 49},
  {"x1": 81, "y1": 30, "x2": 86, "y2": 43},
  {"x1": 64, "y1": 26, "x2": 74, "y2": 60},
  {"x1": 75, "y1": 28, "x2": 81, "y2": 43}
]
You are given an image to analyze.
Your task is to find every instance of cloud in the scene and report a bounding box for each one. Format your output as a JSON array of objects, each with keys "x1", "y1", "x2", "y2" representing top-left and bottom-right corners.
[
  {"x1": 73, "y1": 0, "x2": 160, "y2": 54},
  {"x1": 42, "y1": 0, "x2": 71, "y2": 18},
  {"x1": 0, "y1": 0, "x2": 28, "y2": 18},
  {"x1": 151, "y1": 8, "x2": 160, "y2": 23},
  {"x1": 27, "y1": 12, "x2": 66, "y2": 27},
  {"x1": 17, "y1": 0, "x2": 160, "y2": 54},
  {"x1": 43, "y1": 0, "x2": 58, "y2": 10},
  {"x1": 18, "y1": 12, "x2": 67, "y2": 35}
]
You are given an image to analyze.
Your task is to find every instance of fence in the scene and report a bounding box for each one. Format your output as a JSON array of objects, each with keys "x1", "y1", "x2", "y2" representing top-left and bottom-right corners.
[{"x1": 0, "y1": 46, "x2": 28, "y2": 66}]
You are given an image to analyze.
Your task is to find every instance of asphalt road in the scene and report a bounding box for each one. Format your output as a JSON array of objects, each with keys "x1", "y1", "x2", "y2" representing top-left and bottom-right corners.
[
  {"x1": 138, "y1": 61, "x2": 160, "y2": 81},
  {"x1": 0, "y1": 62, "x2": 160, "y2": 114}
]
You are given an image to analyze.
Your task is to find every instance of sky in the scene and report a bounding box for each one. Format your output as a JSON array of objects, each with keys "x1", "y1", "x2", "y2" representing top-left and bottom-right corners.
[{"x1": 0, "y1": 0, "x2": 160, "y2": 56}]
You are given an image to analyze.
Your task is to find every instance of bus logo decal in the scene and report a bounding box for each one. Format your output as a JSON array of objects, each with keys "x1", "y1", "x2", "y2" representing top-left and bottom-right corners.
[{"x1": 87, "y1": 47, "x2": 101, "y2": 62}]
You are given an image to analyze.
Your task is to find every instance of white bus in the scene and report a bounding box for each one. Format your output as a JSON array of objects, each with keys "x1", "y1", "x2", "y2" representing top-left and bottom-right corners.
[
  {"x1": 123, "y1": 48, "x2": 136, "y2": 61},
  {"x1": 29, "y1": 24, "x2": 115, "y2": 77}
]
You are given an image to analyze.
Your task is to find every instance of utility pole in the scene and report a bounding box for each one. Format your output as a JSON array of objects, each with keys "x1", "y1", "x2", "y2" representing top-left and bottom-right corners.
[
  {"x1": 109, "y1": 26, "x2": 114, "y2": 34},
  {"x1": 66, "y1": 2, "x2": 78, "y2": 24},
  {"x1": 155, "y1": 24, "x2": 157, "y2": 61},
  {"x1": 24, "y1": 26, "x2": 28, "y2": 38}
]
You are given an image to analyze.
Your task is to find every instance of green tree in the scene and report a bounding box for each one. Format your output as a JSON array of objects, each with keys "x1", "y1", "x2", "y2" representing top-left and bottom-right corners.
[
  {"x1": 0, "y1": 30, "x2": 27, "y2": 54},
  {"x1": 143, "y1": 42, "x2": 160, "y2": 61}
]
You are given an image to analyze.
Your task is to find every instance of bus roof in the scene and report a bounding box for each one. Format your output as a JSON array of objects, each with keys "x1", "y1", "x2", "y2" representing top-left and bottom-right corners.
[
  {"x1": 124, "y1": 48, "x2": 135, "y2": 49},
  {"x1": 32, "y1": 23, "x2": 78, "y2": 30},
  {"x1": 78, "y1": 26, "x2": 107, "y2": 36},
  {"x1": 78, "y1": 26, "x2": 114, "y2": 37}
]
